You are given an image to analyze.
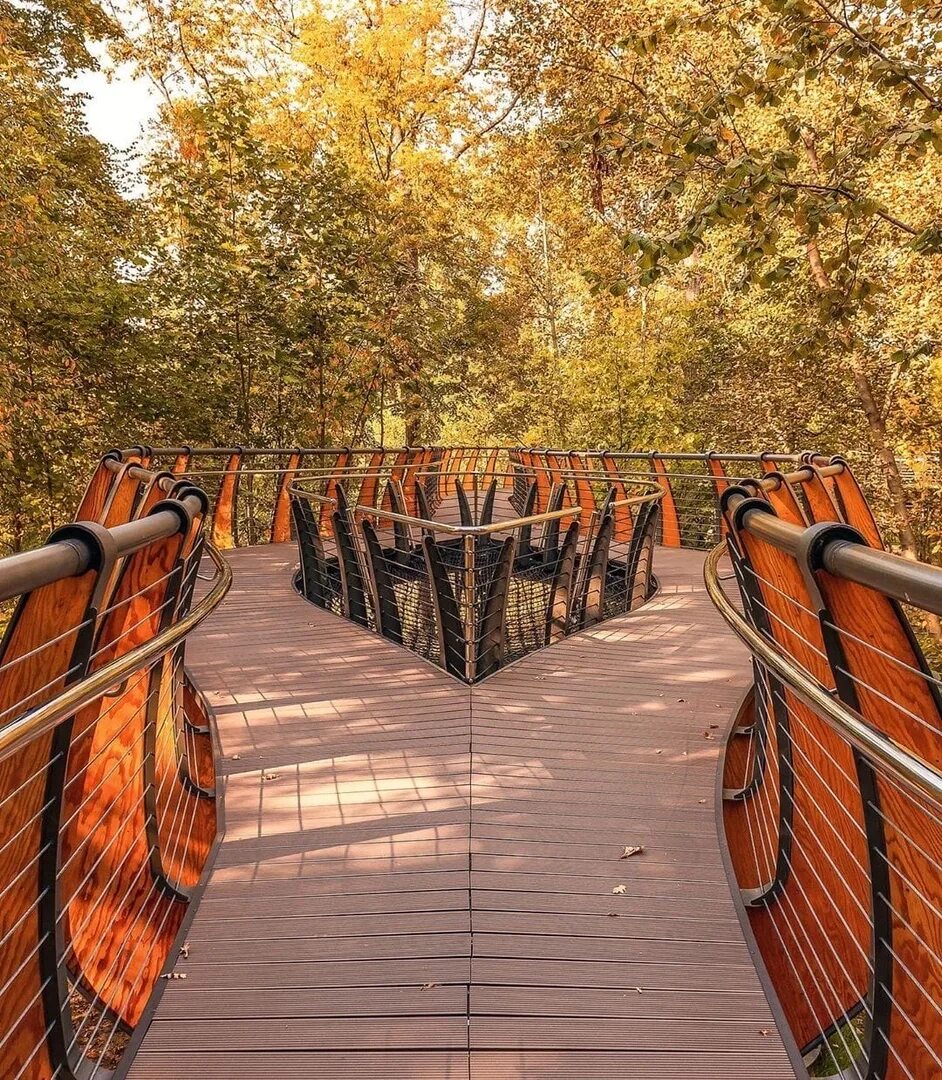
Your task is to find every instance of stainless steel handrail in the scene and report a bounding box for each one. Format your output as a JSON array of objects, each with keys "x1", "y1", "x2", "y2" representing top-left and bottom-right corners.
[
  {"x1": 0, "y1": 493, "x2": 206, "y2": 603},
  {"x1": 703, "y1": 542, "x2": 942, "y2": 805},
  {"x1": 725, "y1": 488, "x2": 942, "y2": 617},
  {"x1": 288, "y1": 479, "x2": 664, "y2": 537},
  {"x1": 0, "y1": 543, "x2": 232, "y2": 765}
]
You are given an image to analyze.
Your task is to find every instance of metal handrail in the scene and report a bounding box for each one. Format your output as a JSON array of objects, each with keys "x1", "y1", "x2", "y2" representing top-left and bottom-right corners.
[
  {"x1": 0, "y1": 492, "x2": 206, "y2": 603},
  {"x1": 725, "y1": 488, "x2": 942, "y2": 616},
  {"x1": 353, "y1": 503, "x2": 583, "y2": 537},
  {"x1": 703, "y1": 542, "x2": 942, "y2": 806},
  {"x1": 288, "y1": 479, "x2": 664, "y2": 537},
  {"x1": 0, "y1": 542, "x2": 231, "y2": 766}
]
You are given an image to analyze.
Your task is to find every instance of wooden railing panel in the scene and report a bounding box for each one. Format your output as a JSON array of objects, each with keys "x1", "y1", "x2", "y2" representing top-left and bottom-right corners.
[
  {"x1": 0, "y1": 535, "x2": 108, "y2": 1079},
  {"x1": 762, "y1": 474, "x2": 809, "y2": 527},
  {"x1": 151, "y1": 537, "x2": 216, "y2": 893},
  {"x1": 650, "y1": 455, "x2": 681, "y2": 548},
  {"x1": 60, "y1": 516, "x2": 194, "y2": 1029},
  {"x1": 102, "y1": 462, "x2": 146, "y2": 528},
  {"x1": 210, "y1": 450, "x2": 242, "y2": 549},
  {"x1": 828, "y1": 460, "x2": 883, "y2": 549},
  {"x1": 568, "y1": 452, "x2": 596, "y2": 531},
  {"x1": 75, "y1": 453, "x2": 123, "y2": 522},
  {"x1": 270, "y1": 450, "x2": 302, "y2": 544},
  {"x1": 813, "y1": 559, "x2": 942, "y2": 1078},
  {"x1": 600, "y1": 453, "x2": 634, "y2": 542},
  {"x1": 730, "y1": 508, "x2": 872, "y2": 1052}
]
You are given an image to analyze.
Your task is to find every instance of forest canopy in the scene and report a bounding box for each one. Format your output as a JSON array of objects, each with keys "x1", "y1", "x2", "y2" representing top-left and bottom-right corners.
[{"x1": 2, "y1": 0, "x2": 942, "y2": 554}]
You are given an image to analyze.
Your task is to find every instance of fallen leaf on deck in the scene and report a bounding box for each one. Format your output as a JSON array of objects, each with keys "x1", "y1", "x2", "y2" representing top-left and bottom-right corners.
[
  {"x1": 607, "y1": 912, "x2": 620, "y2": 917},
  {"x1": 420, "y1": 983, "x2": 439, "y2": 991},
  {"x1": 262, "y1": 772, "x2": 279, "y2": 781},
  {"x1": 620, "y1": 845, "x2": 644, "y2": 859},
  {"x1": 161, "y1": 972, "x2": 187, "y2": 980},
  {"x1": 231, "y1": 754, "x2": 241, "y2": 760},
  {"x1": 760, "y1": 1029, "x2": 770, "y2": 1036},
  {"x1": 180, "y1": 942, "x2": 190, "y2": 958},
  {"x1": 612, "y1": 885, "x2": 627, "y2": 894},
  {"x1": 698, "y1": 798, "x2": 707, "y2": 804}
]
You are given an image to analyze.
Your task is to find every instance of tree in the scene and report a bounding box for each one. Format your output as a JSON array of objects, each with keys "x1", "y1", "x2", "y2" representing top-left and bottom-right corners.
[
  {"x1": 0, "y1": 0, "x2": 143, "y2": 551},
  {"x1": 500, "y1": 0, "x2": 942, "y2": 555}
]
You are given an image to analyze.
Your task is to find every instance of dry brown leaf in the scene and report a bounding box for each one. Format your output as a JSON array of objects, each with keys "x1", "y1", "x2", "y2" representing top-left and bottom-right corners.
[
  {"x1": 419, "y1": 983, "x2": 439, "y2": 991},
  {"x1": 161, "y1": 972, "x2": 187, "y2": 980},
  {"x1": 635, "y1": 987, "x2": 643, "y2": 994},
  {"x1": 619, "y1": 845, "x2": 644, "y2": 859},
  {"x1": 698, "y1": 798, "x2": 707, "y2": 804},
  {"x1": 759, "y1": 1029, "x2": 770, "y2": 1036},
  {"x1": 231, "y1": 754, "x2": 241, "y2": 760},
  {"x1": 180, "y1": 942, "x2": 191, "y2": 958},
  {"x1": 612, "y1": 884, "x2": 627, "y2": 894},
  {"x1": 607, "y1": 912, "x2": 621, "y2": 917},
  {"x1": 703, "y1": 730, "x2": 716, "y2": 740},
  {"x1": 262, "y1": 772, "x2": 279, "y2": 781}
]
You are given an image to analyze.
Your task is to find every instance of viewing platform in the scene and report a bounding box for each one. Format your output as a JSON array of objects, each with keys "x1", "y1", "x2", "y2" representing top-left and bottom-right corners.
[{"x1": 0, "y1": 446, "x2": 939, "y2": 1079}]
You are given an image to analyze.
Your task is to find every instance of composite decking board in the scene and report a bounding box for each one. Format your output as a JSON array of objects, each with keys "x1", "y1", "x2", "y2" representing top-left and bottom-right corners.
[
  {"x1": 149, "y1": 957, "x2": 472, "y2": 991},
  {"x1": 154, "y1": 985, "x2": 470, "y2": 1019},
  {"x1": 139, "y1": 1017, "x2": 470, "y2": 1051},
  {"x1": 201, "y1": 869, "x2": 471, "y2": 899},
  {"x1": 196, "y1": 889, "x2": 470, "y2": 920},
  {"x1": 469, "y1": 1051, "x2": 796, "y2": 1079},
  {"x1": 128, "y1": 1052, "x2": 470, "y2": 1078},
  {"x1": 470, "y1": 889, "x2": 743, "y2": 920},
  {"x1": 469, "y1": 957, "x2": 772, "y2": 992},
  {"x1": 469, "y1": 984, "x2": 777, "y2": 1020},
  {"x1": 128, "y1": 544, "x2": 796, "y2": 1078},
  {"x1": 468, "y1": 1016, "x2": 788, "y2": 1050}
]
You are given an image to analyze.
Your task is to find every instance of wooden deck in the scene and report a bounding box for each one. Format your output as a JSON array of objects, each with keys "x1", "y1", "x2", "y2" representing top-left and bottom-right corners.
[{"x1": 126, "y1": 544, "x2": 798, "y2": 1078}]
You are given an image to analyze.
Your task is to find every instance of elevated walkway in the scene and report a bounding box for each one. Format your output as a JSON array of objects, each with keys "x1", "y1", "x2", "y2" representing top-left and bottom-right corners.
[{"x1": 127, "y1": 545, "x2": 796, "y2": 1078}]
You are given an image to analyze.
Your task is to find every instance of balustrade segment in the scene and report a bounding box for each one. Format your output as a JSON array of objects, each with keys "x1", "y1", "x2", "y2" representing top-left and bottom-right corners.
[{"x1": 0, "y1": 458, "x2": 228, "y2": 1078}]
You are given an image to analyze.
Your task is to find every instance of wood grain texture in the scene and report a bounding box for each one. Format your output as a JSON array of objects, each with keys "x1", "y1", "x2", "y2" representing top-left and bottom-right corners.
[
  {"x1": 210, "y1": 452, "x2": 242, "y2": 549},
  {"x1": 269, "y1": 451, "x2": 301, "y2": 544},
  {"x1": 650, "y1": 456, "x2": 681, "y2": 547},
  {"x1": 127, "y1": 543, "x2": 794, "y2": 1078},
  {"x1": 815, "y1": 567, "x2": 942, "y2": 1079},
  {"x1": 733, "y1": 521, "x2": 872, "y2": 1050},
  {"x1": 0, "y1": 567, "x2": 102, "y2": 1079}
]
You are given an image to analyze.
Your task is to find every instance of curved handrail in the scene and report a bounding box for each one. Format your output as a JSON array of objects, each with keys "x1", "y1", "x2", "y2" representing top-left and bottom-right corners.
[
  {"x1": 704, "y1": 541, "x2": 942, "y2": 805},
  {"x1": 0, "y1": 541, "x2": 231, "y2": 765}
]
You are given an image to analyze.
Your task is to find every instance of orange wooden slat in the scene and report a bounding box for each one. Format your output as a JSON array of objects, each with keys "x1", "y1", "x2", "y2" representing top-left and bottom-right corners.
[
  {"x1": 649, "y1": 456, "x2": 681, "y2": 548},
  {"x1": 600, "y1": 454, "x2": 634, "y2": 543},
  {"x1": 270, "y1": 451, "x2": 302, "y2": 544},
  {"x1": 568, "y1": 452, "x2": 596, "y2": 531},
  {"x1": 813, "y1": 554, "x2": 942, "y2": 1079},
  {"x1": 0, "y1": 531, "x2": 109, "y2": 1078},
  {"x1": 211, "y1": 451, "x2": 243, "y2": 549},
  {"x1": 727, "y1": 507, "x2": 871, "y2": 1051},
  {"x1": 60, "y1": 514, "x2": 205, "y2": 1028}
]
